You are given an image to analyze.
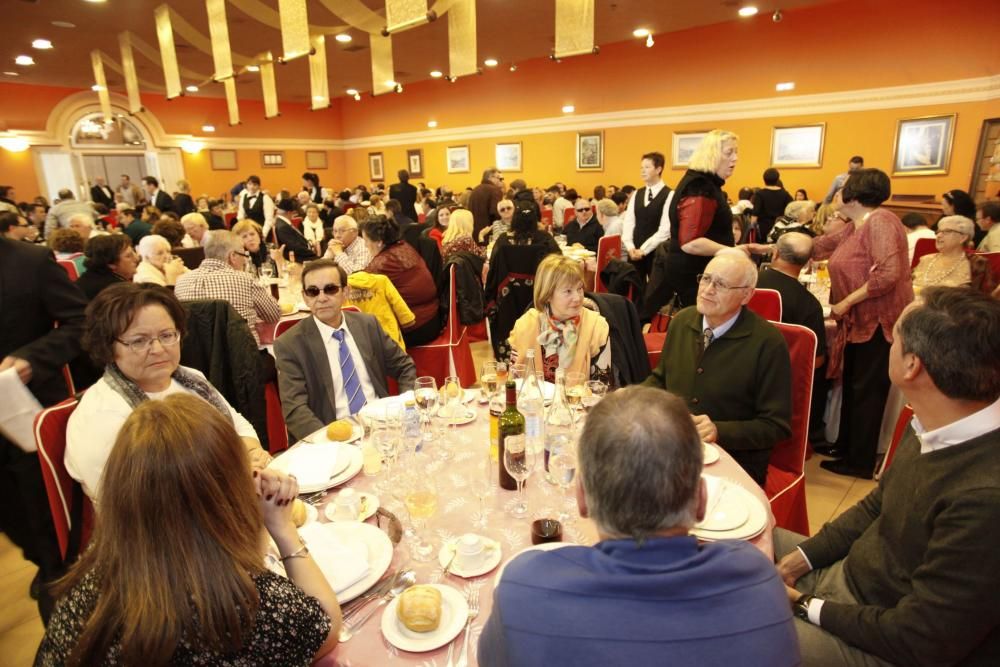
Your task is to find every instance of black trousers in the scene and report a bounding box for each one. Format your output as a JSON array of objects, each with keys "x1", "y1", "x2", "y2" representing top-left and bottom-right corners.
[{"x1": 835, "y1": 329, "x2": 891, "y2": 472}]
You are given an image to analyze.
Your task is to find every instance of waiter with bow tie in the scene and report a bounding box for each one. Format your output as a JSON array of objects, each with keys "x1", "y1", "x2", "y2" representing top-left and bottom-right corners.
[{"x1": 235, "y1": 175, "x2": 276, "y2": 240}]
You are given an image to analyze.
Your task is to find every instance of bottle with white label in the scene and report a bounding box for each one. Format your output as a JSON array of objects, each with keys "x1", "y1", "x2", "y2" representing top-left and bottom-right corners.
[{"x1": 518, "y1": 349, "x2": 545, "y2": 463}]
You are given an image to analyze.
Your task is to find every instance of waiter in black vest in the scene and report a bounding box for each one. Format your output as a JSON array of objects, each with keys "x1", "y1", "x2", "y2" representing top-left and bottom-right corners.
[
  {"x1": 621, "y1": 152, "x2": 672, "y2": 282},
  {"x1": 235, "y1": 174, "x2": 276, "y2": 241}
]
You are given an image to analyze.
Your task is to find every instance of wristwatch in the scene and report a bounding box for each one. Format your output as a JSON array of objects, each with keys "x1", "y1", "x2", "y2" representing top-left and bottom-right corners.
[{"x1": 793, "y1": 593, "x2": 815, "y2": 622}]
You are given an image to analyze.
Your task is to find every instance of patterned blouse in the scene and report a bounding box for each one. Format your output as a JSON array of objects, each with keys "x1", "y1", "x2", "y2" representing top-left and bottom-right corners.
[
  {"x1": 442, "y1": 235, "x2": 485, "y2": 261},
  {"x1": 34, "y1": 570, "x2": 331, "y2": 666}
]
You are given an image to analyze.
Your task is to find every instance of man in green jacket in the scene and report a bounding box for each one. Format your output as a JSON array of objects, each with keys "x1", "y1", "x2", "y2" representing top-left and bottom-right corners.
[{"x1": 643, "y1": 250, "x2": 791, "y2": 486}]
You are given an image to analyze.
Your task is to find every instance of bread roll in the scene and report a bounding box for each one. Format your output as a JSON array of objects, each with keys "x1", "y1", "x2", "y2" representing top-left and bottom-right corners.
[
  {"x1": 326, "y1": 419, "x2": 354, "y2": 442},
  {"x1": 291, "y1": 499, "x2": 308, "y2": 527},
  {"x1": 396, "y1": 585, "x2": 442, "y2": 633}
]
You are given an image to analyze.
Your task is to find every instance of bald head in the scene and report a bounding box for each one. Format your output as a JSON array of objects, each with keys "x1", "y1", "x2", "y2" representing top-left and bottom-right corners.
[{"x1": 775, "y1": 232, "x2": 813, "y2": 267}]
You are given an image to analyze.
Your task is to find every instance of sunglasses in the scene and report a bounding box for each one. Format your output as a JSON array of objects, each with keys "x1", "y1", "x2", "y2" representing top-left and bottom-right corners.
[
  {"x1": 498, "y1": 206, "x2": 514, "y2": 212},
  {"x1": 303, "y1": 283, "x2": 342, "y2": 297},
  {"x1": 576, "y1": 207, "x2": 591, "y2": 212}
]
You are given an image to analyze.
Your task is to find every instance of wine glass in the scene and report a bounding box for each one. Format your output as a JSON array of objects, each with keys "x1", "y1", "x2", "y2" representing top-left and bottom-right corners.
[
  {"x1": 565, "y1": 371, "x2": 587, "y2": 418},
  {"x1": 503, "y1": 434, "x2": 537, "y2": 518},
  {"x1": 403, "y1": 476, "x2": 438, "y2": 561},
  {"x1": 471, "y1": 455, "x2": 494, "y2": 529},
  {"x1": 480, "y1": 361, "x2": 498, "y2": 403},
  {"x1": 582, "y1": 380, "x2": 607, "y2": 413},
  {"x1": 413, "y1": 376, "x2": 438, "y2": 446},
  {"x1": 548, "y1": 440, "x2": 578, "y2": 523},
  {"x1": 260, "y1": 262, "x2": 274, "y2": 282},
  {"x1": 372, "y1": 426, "x2": 398, "y2": 494}
]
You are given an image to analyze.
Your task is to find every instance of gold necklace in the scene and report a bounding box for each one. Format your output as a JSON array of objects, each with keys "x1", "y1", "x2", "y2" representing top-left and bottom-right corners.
[{"x1": 920, "y1": 253, "x2": 965, "y2": 287}]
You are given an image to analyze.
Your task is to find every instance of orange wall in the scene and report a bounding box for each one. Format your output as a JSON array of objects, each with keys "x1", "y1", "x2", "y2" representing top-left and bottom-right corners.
[
  {"x1": 181, "y1": 149, "x2": 347, "y2": 201},
  {"x1": 0, "y1": 150, "x2": 42, "y2": 203}
]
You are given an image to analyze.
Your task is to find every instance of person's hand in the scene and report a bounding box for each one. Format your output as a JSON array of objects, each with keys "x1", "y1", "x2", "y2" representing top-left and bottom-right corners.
[
  {"x1": 508, "y1": 349, "x2": 519, "y2": 365},
  {"x1": 164, "y1": 257, "x2": 187, "y2": 283},
  {"x1": 776, "y1": 548, "x2": 811, "y2": 587},
  {"x1": 478, "y1": 228, "x2": 491, "y2": 243},
  {"x1": 831, "y1": 299, "x2": 851, "y2": 318},
  {"x1": 248, "y1": 447, "x2": 272, "y2": 472},
  {"x1": 269, "y1": 244, "x2": 287, "y2": 266},
  {"x1": 628, "y1": 248, "x2": 644, "y2": 261},
  {"x1": 744, "y1": 242, "x2": 773, "y2": 256},
  {"x1": 255, "y1": 469, "x2": 299, "y2": 537},
  {"x1": 692, "y1": 414, "x2": 717, "y2": 443},
  {"x1": 328, "y1": 240, "x2": 343, "y2": 257},
  {"x1": 785, "y1": 583, "x2": 803, "y2": 604},
  {"x1": 0, "y1": 356, "x2": 32, "y2": 384}
]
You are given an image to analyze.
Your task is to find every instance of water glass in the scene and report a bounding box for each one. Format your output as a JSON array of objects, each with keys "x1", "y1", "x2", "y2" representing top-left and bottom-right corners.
[{"x1": 414, "y1": 376, "x2": 438, "y2": 444}]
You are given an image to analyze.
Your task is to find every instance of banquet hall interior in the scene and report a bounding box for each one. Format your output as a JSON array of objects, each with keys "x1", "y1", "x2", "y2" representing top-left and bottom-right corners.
[{"x1": 1, "y1": 0, "x2": 999, "y2": 664}]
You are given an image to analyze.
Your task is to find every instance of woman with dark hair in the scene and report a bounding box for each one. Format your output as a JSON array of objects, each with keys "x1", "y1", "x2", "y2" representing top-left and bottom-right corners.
[
  {"x1": 489, "y1": 203, "x2": 561, "y2": 259},
  {"x1": 151, "y1": 218, "x2": 186, "y2": 248},
  {"x1": 75, "y1": 235, "x2": 139, "y2": 299},
  {"x1": 794, "y1": 188, "x2": 808, "y2": 201},
  {"x1": 0, "y1": 185, "x2": 18, "y2": 214},
  {"x1": 42, "y1": 393, "x2": 339, "y2": 665},
  {"x1": 48, "y1": 228, "x2": 87, "y2": 275},
  {"x1": 941, "y1": 189, "x2": 982, "y2": 245},
  {"x1": 361, "y1": 215, "x2": 440, "y2": 347},
  {"x1": 302, "y1": 171, "x2": 322, "y2": 204},
  {"x1": 424, "y1": 205, "x2": 450, "y2": 249},
  {"x1": 750, "y1": 168, "x2": 793, "y2": 242}
]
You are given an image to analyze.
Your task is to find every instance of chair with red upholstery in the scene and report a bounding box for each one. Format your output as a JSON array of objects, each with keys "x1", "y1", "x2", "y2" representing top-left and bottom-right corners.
[
  {"x1": 747, "y1": 288, "x2": 782, "y2": 322},
  {"x1": 34, "y1": 397, "x2": 93, "y2": 563},
  {"x1": 643, "y1": 313, "x2": 671, "y2": 369},
  {"x1": 541, "y1": 208, "x2": 553, "y2": 230},
  {"x1": 409, "y1": 265, "x2": 476, "y2": 387},
  {"x1": 562, "y1": 207, "x2": 576, "y2": 227},
  {"x1": 876, "y1": 404, "x2": 914, "y2": 480},
  {"x1": 911, "y1": 237, "x2": 937, "y2": 268},
  {"x1": 765, "y1": 321, "x2": 817, "y2": 535},
  {"x1": 57, "y1": 259, "x2": 79, "y2": 281},
  {"x1": 594, "y1": 234, "x2": 622, "y2": 293},
  {"x1": 976, "y1": 251, "x2": 1000, "y2": 286}
]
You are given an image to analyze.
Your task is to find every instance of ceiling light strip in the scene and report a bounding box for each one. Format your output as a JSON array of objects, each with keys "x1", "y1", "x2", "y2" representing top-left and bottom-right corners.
[
  {"x1": 206, "y1": 0, "x2": 235, "y2": 79},
  {"x1": 224, "y1": 76, "x2": 240, "y2": 125},
  {"x1": 117, "y1": 33, "x2": 144, "y2": 113},
  {"x1": 278, "y1": 0, "x2": 313, "y2": 62},
  {"x1": 259, "y1": 53, "x2": 280, "y2": 118},
  {"x1": 385, "y1": 0, "x2": 430, "y2": 34},
  {"x1": 554, "y1": 0, "x2": 595, "y2": 58},
  {"x1": 89, "y1": 51, "x2": 113, "y2": 122},
  {"x1": 447, "y1": 0, "x2": 477, "y2": 79},
  {"x1": 370, "y1": 33, "x2": 395, "y2": 96},
  {"x1": 154, "y1": 5, "x2": 183, "y2": 99},
  {"x1": 309, "y1": 34, "x2": 330, "y2": 109}
]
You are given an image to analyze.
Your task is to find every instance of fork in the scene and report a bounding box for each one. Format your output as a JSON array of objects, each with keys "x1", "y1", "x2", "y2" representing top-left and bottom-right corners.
[{"x1": 456, "y1": 586, "x2": 481, "y2": 667}]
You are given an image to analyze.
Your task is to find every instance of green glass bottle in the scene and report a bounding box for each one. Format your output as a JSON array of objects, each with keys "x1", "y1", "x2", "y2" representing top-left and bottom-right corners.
[{"x1": 497, "y1": 379, "x2": 523, "y2": 491}]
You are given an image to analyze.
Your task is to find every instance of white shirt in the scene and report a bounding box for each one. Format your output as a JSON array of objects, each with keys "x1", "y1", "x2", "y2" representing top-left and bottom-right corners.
[
  {"x1": 552, "y1": 196, "x2": 572, "y2": 228},
  {"x1": 313, "y1": 316, "x2": 377, "y2": 419},
  {"x1": 906, "y1": 228, "x2": 936, "y2": 263},
  {"x1": 236, "y1": 190, "x2": 277, "y2": 239},
  {"x1": 603, "y1": 214, "x2": 623, "y2": 239},
  {"x1": 622, "y1": 180, "x2": 671, "y2": 255}
]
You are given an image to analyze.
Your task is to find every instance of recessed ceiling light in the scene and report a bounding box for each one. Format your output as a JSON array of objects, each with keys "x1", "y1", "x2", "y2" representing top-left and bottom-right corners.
[
  {"x1": 185, "y1": 85, "x2": 199, "y2": 92},
  {"x1": 15, "y1": 55, "x2": 35, "y2": 66},
  {"x1": 84, "y1": 0, "x2": 108, "y2": 4},
  {"x1": 3, "y1": 71, "x2": 19, "y2": 77},
  {"x1": 430, "y1": 70, "x2": 443, "y2": 78},
  {"x1": 484, "y1": 58, "x2": 498, "y2": 67},
  {"x1": 562, "y1": 104, "x2": 575, "y2": 114},
  {"x1": 384, "y1": 80, "x2": 397, "y2": 87},
  {"x1": 632, "y1": 28, "x2": 650, "y2": 38},
  {"x1": 91, "y1": 84, "x2": 104, "y2": 91},
  {"x1": 346, "y1": 88, "x2": 359, "y2": 95},
  {"x1": 32, "y1": 39, "x2": 53, "y2": 50},
  {"x1": 335, "y1": 33, "x2": 352, "y2": 43},
  {"x1": 738, "y1": 6, "x2": 759, "y2": 17},
  {"x1": 201, "y1": 125, "x2": 216, "y2": 132},
  {"x1": 51, "y1": 21, "x2": 76, "y2": 28},
  {"x1": 313, "y1": 95, "x2": 326, "y2": 101},
  {"x1": 246, "y1": 65, "x2": 260, "y2": 72},
  {"x1": 775, "y1": 81, "x2": 795, "y2": 92},
  {"x1": 353, "y1": 93, "x2": 361, "y2": 101},
  {"x1": 427, "y1": 120, "x2": 438, "y2": 128}
]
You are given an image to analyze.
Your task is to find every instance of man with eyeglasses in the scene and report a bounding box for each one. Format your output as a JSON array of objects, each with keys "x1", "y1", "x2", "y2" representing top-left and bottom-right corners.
[
  {"x1": 469, "y1": 167, "x2": 504, "y2": 246},
  {"x1": 643, "y1": 251, "x2": 791, "y2": 486},
  {"x1": 323, "y1": 215, "x2": 370, "y2": 274},
  {"x1": 565, "y1": 200, "x2": 604, "y2": 252},
  {"x1": 273, "y1": 259, "x2": 416, "y2": 441},
  {"x1": 174, "y1": 231, "x2": 281, "y2": 347}
]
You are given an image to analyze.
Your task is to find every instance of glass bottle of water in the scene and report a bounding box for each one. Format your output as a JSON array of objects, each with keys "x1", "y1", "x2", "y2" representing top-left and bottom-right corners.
[
  {"x1": 518, "y1": 349, "x2": 545, "y2": 468},
  {"x1": 544, "y1": 367, "x2": 575, "y2": 484}
]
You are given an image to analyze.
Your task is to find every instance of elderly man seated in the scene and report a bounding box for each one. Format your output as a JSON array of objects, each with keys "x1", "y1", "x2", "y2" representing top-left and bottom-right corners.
[
  {"x1": 323, "y1": 214, "x2": 371, "y2": 274},
  {"x1": 478, "y1": 386, "x2": 799, "y2": 666},
  {"x1": 776, "y1": 287, "x2": 1000, "y2": 666},
  {"x1": 643, "y1": 250, "x2": 791, "y2": 486}
]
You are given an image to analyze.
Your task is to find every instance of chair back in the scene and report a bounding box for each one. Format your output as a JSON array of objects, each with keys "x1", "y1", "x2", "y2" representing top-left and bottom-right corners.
[
  {"x1": 34, "y1": 397, "x2": 93, "y2": 562},
  {"x1": 911, "y1": 237, "x2": 937, "y2": 267},
  {"x1": 541, "y1": 208, "x2": 553, "y2": 229},
  {"x1": 767, "y1": 321, "x2": 817, "y2": 479},
  {"x1": 594, "y1": 234, "x2": 622, "y2": 293},
  {"x1": 173, "y1": 246, "x2": 206, "y2": 270},
  {"x1": 748, "y1": 288, "x2": 782, "y2": 321},
  {"x1": 57, "y1": 259, "x2": 79, "y2": 281},
  {"x1": 877, "y1": 404, "x2": 914, "y2": 479},
  {"x1": 976, "y1": 251, "x2": 1000, "y2": 285},
  {"x1": 562, "y1": 207, "x2": 576, "y2": 226}
]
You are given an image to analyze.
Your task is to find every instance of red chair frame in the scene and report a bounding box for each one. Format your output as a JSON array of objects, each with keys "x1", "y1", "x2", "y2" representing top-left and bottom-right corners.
[
  {"x1": 911, "y1": 237, "x2": 937, "y2": 268},
  {"x1": 57, "y1": 259, "x2": 79, "y2": 281},
  {"x1": 409, "y1": 265, "x2": 476, "y2": 387},
  {"x1": 876, "y1": 404, "x2": 914, "y2": 479},
  {"x1": 747, "y1": 288, "x2": 782, "y2": 322},
  {"x1": 594, "y1": 234, "x2": 622, "y2": 293}
]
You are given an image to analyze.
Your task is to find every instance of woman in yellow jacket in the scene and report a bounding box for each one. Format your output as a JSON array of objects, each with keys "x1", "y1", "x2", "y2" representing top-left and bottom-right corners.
[{"x1": 346, "y1": 271, "x2": 415, "y2": 350}]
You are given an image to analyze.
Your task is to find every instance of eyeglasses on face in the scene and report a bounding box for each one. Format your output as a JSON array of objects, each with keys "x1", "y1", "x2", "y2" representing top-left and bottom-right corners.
[
  {"x1": 232, "y1": 250, "x2": 251, "y2": 258},
  {"x1": 576, "y1": 207, "x2": 591, "y2": 213},
  {"x1": 697, "y1": 273, "x2": 750, "y2": 291},
  {"x1": 117, "y1": 329, "x2": 181, "y2": 354},
  {"x1": 936, "y1": 228, "x2": 964, "y2": 236},
  {"x1": 498, "y1": 206, "x2": 514, "y2": 212},
  {"x1": 303, "y1": 283, "x2": 342, "y2": 298}
]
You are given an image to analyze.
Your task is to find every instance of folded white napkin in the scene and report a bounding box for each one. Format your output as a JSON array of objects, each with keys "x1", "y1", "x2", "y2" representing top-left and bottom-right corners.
[
  {"x1": 283, "y1": 444, "x2": 346, "y2": 489},
  {"x1": 298, "y1": 523, "x2": 370, "y2": 595}
]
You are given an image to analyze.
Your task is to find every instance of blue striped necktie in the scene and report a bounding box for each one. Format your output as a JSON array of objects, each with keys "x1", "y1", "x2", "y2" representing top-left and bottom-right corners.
[{"x1": 332, "y1": 329, "x2": 367, "y2": 415}]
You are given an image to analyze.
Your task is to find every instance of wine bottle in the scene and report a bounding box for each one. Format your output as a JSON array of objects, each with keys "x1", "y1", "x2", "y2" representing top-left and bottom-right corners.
[{"x1": 497, "y1": 380, "x2": 523, "y2": 491}]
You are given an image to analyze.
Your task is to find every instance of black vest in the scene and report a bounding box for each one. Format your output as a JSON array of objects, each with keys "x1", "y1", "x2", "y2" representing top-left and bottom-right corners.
[
  {"x1": 666, "y1": 169, "x2": 734, "y2": 275},
  {"x1": 634, "y1": 184, "x2": 670, "y2": 247},
  {"x1": 242, "y1": 192, "x2": 266, "y2": 224}
]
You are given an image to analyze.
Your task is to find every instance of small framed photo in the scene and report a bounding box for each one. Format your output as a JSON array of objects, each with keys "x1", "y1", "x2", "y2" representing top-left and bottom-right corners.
[
  {"x1": 495, "y1": 142, "x2": 522, "y2": 172},
  {"x1": 770, "y1": 124, "x2": 825, "y2": 168},
  {"x1": 406, "y1": 149, "x2": 424, "y2": 178},
  {"x1": 305, "y1": 150, "x2": 328, "y2": 170},
  {"x1": 576, "y1": 131, "x2": 603, "y2": 171},
  {"x1": 671, "y1": 131, "x2": 709, "y2": 169},
  {"x1": 368, "y1": 152, "x2": 384, "y2": 181},
  {"x1": 260, "y1": 151, "x2": 285, "y2": 168},
  {"x1": 892, "y1": 114, "x2": 956, "y2": 176},
  {"x1": 210, "y1": 149, "x2": 238, "y2": 171},
  {"x1": 447, "y1": 145, "x2": 470, "y2": 174}
]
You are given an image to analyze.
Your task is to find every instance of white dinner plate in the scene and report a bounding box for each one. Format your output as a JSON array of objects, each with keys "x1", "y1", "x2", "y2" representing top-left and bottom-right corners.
[
  {"x1": 268, "y1": 443, "x2": 354, "y2": 494},
  {"x1": 494, "y1": 541, "x2": 574, "y2": 584},
  {"x1": 696, "y1": 477, "x2": 750, "y2": 531},
  {"x1": 359, "y1": 392, "x2": 415, "y2": 423},
  {"x1": 691, "y1": 480, "x2": 768, "y2": 542},
  {"x1": 321, "y1": 522, "x2": 394, "y2": 603},
  {"x1": 301, "y1": 421, "x2": 364, "y2": 445},
  {"x1": 323, "y1": 492, "x2": 380, "y2": 523},
  {"x1": 381, "y1": 584, "x2": 469, "y2": 653},
  {"x1": 703, "y1": 442, "x2": 721, "y2": 465},
  {"x1": 435, "y1": 407, "x2": 477, "y2": 425},
  {"x1": 438, "y1": 537, "x2": 502, "y2": 578}
]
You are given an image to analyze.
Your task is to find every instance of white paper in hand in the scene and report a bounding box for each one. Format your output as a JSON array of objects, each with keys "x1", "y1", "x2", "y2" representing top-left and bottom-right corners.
[
  {"x1": 298, "y1": 523, "x2": 370, "y2": 594},
  {"x1": 0, "y1": 368, "x2": 43, "y2": 452}
]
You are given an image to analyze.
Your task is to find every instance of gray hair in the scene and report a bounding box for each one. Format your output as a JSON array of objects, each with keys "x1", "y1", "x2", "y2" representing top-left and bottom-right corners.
[
  {"x1": 784, "y1": 199, "x2": 816, "y2": 221},
  {"x1": 203, "y1": 230, "x2": 243, "y2": 260},
  {"x1": 68, "y1": 213, "x2": 94, "y2": 228},
  {"x1": 332, "y1": 214, "x2": 358, "y2": 230},
  {"x1": 712, "y1": 249, "x2": 758, "y2": 288},
  {"x1": 578, "y1": 387, "x2": 703, "y2": 539},
  {"x1": 938, "y1": 215, "x2": 975, "y2": 242},
  {"x1": 136, "y1": 234, "x2": 170, "y2": 259},
  {"x1": 776, "y1": 232, "x2": 814, "y2": 266},
  {"x1": 596, "y1": 198, "x2": 618, "y2": 217},
  {"x1": 180, "y1": 212, "x2": 208, "y2": 229}
]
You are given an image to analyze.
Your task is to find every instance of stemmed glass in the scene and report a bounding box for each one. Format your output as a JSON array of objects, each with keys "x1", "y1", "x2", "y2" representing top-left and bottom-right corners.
[
  {"x1": 413, "y1": 376, "x2": 438, "y2": 446},
  {"x1": 372, "y1": 425, "x2": 398, "y2": 494},
  {"x1": 260, "y1": 262, "x2": 274, "y2": 282},
  {"x1": 547, "y1": 439, "x2": 578, "y2": 523},
  {"x1": 480, "y1": 361, "x2": 498, "y2": 403},
  {"x1": 471, "y1": 455, "x2": 494, "y2": 529},
  {"x1": 403, "y1": 474, "x2": 438, "y2": 561},
  {"x1": 503, "y1": 434, "x2": 537, "y2": 518},
  {"x1": 565, "y1": 371, "x2": 587, "y2": 419},
  {"x1": 581, "y1": 380, "x2": 607, "y2": 414}
]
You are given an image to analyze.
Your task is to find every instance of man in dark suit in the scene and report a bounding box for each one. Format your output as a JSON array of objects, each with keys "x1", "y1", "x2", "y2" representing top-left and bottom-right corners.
[
  {"x1": 274, "y1": 259, "x2": 416, "y2": 441},
  {"x1": 389, "y1": 169, "x2": 419, "y2": 222},
  {"x1": 89, "y1": 176, "x2": 115, "y2": 209},
  {"x1": 142, "y1": 175, "x2": 174, "y2": 213},
  {"x1": 0, "y1": 237, "x2": 88, "y2": 617},
  {"x1": 274, "y1": 198, "x2": 317, "y2": 261}
]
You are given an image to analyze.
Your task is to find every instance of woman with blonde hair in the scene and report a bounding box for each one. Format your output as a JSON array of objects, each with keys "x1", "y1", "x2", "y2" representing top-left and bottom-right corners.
[
  {"x1": 441, "y1": 208, "x2": 484, "y2": 260},
  {"x1": 508, "y1": 253, "x2": 611, "y2": 382},
  {"x1": 39, "y1": 393, "x2": 340, "y2": 665},
  {"x1": 134, "y1": 234, "x2": 187, "y2": 286},
  {"x1": 233, "y1": 219, "x2": 284, "y2": 278}
]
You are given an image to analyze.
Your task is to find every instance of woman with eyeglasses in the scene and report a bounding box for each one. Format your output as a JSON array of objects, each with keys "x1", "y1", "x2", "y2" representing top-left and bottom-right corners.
[
  {"x1": 65, "y1": 282, "x2": 269, "y2": 502},
  {"x1": 912, "y1": 215, "x2": 992, "y2": 295},
  {"x1": 479, "y1": 199, "x2": 514, "y2": 245}
]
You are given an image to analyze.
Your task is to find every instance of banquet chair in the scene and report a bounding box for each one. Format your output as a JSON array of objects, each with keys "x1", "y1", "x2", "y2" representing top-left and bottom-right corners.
[
  {"x1": 408, "y1": 265, "x2": 476, "y2": 386},
  {"x1": 562, "y1": 207, "x2": 576, "y2": 227},
  {"x1": 876, "y1": 404, "x2": 914, "y2": 480},
  {"x1": 34, "y1": 397, "x2": 93, "y2": 563},
  {"x1": 56, "y1": 259, "x2": 79, "y2": 281},
  {"x1": 765, "y1": 321, "x2": 817, "y2": 536},
  {"x1": 976, "y1": 251, "x2": 1000, "y2": 285},
  {"x1": 594, "y1": 234, "x2": 622, "y2": 293},
  {"x1": 541, "y1": 208, "x2": 554, "y2": 230},
  {"x1": 747, "y1": 288, "x2": 782, "y2": 322},
  {"x1": 911, "y1": 237, "x2": 937, "y2": 268}
]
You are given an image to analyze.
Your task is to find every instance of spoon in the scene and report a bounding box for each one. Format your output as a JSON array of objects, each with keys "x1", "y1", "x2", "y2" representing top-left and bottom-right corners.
[{"x1": 338, "y1": 569, "x2": 417, "y2": 642}]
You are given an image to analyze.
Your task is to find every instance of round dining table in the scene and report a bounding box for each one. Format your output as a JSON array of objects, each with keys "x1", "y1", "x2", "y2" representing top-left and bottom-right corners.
[{"x1": 294, "y1": 399, "x2": 775, "y2": 667}]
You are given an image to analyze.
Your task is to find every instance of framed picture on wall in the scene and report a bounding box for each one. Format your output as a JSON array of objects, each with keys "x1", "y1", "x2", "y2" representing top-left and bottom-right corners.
[
  {"x1": 305, "y1": 150, "x2": 328, "y2": 170},
  {"x1": 210, "y1": 150, "x2": 237, "y2": 171},
  {"x1": 447, "y1": 145, "x2": 470, "y2": 173},
  {"x1": 576, "y1": 131, "x2": 603, "y2": 171},
  {"x1": 495, "y1": 142, "x2": 522, "y2": 172},
  {"x1": 671, "y1": 131, "x2": 709, "y2": 169},
  {"x1": 770, "y1": 124, "x2": 825, "y2": 167},
  {"x1": 260, "y1": 151, "x2": 285, "y2": 168},
  {"x1": 368, "y1": 152, "x2": 384, "y2": 181},
  {"x1": 892, "y1": 114, "x2": 956, "y2": 176},
  {"x1": 406, "y1": 149, "x2": 424, "y2": 178}
]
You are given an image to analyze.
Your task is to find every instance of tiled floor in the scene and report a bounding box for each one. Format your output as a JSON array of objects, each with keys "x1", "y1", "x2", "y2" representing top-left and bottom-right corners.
[{"x1": 0, "y1": 340, "x2": 876, "y2": 664}]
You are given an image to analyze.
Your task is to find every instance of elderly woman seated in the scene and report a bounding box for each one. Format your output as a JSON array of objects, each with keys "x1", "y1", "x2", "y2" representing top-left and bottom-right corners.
[
  {"x1": 65, "y1": 282, "x2": 268, "y2": 501},
  {"x1": 767, "y1": 199, "x2": 817, "y2": 242},
  {"x1": 75, "y1": 234, "x2": 139, "y2": 300},
  {"x1": 40, "y1": 394, "x2": 339, "y2": 665},
  {"x1": 508, "y1": 254, "x2": 611, "y2": 383},
  {"x1": 911, "y1": 215, "x2": 990, "y2": 294},
  {"x1": 134, "y1": 234, "x2": 188, "y2": 286},
  {"x1": 441, "y1": 208, "x2": 484, "y2": 260}
]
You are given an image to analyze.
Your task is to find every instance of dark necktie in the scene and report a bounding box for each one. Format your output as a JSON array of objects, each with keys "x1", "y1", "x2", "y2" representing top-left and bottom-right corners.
[
  {"x1": 647, "y1": 188, "x2": 654, "y2": 204},
  {"x1": 702, "y1": 327, "x2": 714, "y2": 353},
  {"x1": 332, "y1": 329, "x2": 367, "y2": 415}
]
